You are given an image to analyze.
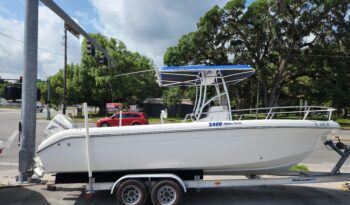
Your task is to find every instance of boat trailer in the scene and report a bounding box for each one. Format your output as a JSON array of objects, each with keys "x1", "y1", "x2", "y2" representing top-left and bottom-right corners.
[
  {"x1": 77, "y1": 103, "x2": 350, "y2": 204},
  {"x1": 78, "y1": 139, "x2": 350, "y2": 204}
]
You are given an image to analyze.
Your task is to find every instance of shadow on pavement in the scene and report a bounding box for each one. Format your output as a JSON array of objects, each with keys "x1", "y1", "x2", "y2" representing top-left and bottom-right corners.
[
  {"x1": 182, "y1": 185, "x2": 350, "y2": 205},
  {"x1": 75, "y1": 190, "x2": 115, "y2": 205},
  {"x1": 0, "y1": 184, "x2": 349, "y2": 205},
  {"x1": 0, "y1": 187, "x2": 49, "y2": 205}
]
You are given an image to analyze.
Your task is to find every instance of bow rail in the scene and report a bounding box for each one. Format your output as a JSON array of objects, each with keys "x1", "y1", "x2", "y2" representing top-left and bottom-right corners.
[{"x1": 184, "y1": 106, "x2": 336, "y2": 122}]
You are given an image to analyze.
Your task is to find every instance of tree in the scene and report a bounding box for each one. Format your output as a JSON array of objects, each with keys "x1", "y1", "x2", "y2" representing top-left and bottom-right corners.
[
  {"x1": 81, "y1": 34, "x2": 161, "y2": 113},
  {"x1": 162, "y1": 87, "x2": 183, "y2": 115},
  {"x1": 39, "y1": 33, "x2": 162, "y2": 114},
  {"x1": 164, "y1": 0, "x2": 349, "y2": 109}
]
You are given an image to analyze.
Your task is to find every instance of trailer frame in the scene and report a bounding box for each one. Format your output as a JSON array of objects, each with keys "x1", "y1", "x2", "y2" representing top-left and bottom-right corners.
[
  {"x1": 83, "y1": 139, "x2": 350, "y2": 204},
  {"x1": 79, "y1": 104, "x2": 350, "y2": 204}
]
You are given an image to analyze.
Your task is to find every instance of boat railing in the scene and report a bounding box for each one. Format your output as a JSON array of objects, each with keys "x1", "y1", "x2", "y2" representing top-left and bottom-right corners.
[
  {"x1": 232, "y1": 106, "x2": 335, "y2": 121},
  {"x1": 183, "y1": 106, "x2": 336, "y2": 122}
]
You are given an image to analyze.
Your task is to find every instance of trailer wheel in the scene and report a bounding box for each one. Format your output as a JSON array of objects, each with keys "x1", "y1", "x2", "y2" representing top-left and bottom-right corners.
[
  {"x1": 116, "y1": 179, "x2": 147, "y2": 205},
  {"x1": 151, "y1": 180, "x2": 183, "y2": 205}
]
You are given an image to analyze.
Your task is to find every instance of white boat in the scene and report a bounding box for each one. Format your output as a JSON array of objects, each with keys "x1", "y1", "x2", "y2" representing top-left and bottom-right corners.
[{"x1": 36, "y1": 65, "x2": 340, "y2": 177}]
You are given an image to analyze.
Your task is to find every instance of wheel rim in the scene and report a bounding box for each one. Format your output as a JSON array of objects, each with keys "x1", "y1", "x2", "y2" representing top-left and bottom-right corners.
[
  {"x1": 101, "y1": 123, "x2": 108, "y2": 127},
  {"x1": 121, "y1": 185, "x2": 142, "y2": 205},
  {"x1": 157, "y1": 185, "x2": 177, "y2": 205}
]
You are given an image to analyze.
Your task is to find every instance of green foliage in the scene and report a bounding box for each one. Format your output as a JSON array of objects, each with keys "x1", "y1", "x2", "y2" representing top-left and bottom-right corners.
[
  {"x1": 162, "y1": 87, "x2": 183, "y2": 109},
  {"x1": 40, "y1": 33, "x2": 162, "y2": 114},
  {"x1": 337, "y1": 118, "x2": 350, "y2": 129},
  {"x1": 289, "y1": 164, "x2": 309, "y2": 172},
  {"x1": 163, "y1": 0, "x2": 350, "y2": 113}
]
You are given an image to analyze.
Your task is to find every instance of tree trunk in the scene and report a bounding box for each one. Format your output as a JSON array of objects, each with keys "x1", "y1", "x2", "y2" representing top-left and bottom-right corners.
[
  {"x1": 268, "y1": 84, "x2": 280, "y2": 107},
  {"x1": 234, "y1": 90, "x2": 241, "y2": 109},
  {"x1": 98, "y1": 104, "x2": 107, "y2": 116},
  {"x1": 344, "y1": 108, "x2": 349, "y2": 119},
  {"x1": 268, "y1": 58, "x2": 287, "y2": 107}
]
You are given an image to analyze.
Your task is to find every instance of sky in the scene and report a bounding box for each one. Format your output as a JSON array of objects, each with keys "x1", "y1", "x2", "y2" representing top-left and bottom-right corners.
[{"x1": 0, "y1": 0, "x2": 254, "y2": 80}]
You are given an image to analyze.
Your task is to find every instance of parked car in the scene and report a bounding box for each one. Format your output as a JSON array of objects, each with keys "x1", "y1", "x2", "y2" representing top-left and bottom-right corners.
[{"x1": 96, "y1": 112, "x2": 149, "y2": 127}]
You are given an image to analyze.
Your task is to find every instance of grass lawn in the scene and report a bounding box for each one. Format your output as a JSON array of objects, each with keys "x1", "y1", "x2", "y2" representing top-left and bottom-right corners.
[
  {"x1": 289, "y1": 164, "x2": 309, "y2": 172},
  {"x1": 148, "y1": 117, "x2": 184, "y2": 124},
  {"x1": 336, "y1": 118, "x2": 350, "y2": 129},
  {"x1": 0, "y1": 104, "x2": 20, "y2": 109}
]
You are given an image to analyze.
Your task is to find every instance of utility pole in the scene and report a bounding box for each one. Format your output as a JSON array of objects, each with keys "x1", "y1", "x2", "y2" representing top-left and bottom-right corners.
[
  {"x1": 19, "y1": 0, "x2": 38, "y2": 182},
  {"x1": 16, "y1": 0, "x2": 112, "y2": 182},
  {"x1": 63, "y1": 27, "x2": 67, "y2": 114}
]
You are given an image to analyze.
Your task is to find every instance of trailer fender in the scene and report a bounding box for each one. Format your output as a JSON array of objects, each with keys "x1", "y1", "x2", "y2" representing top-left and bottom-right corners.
[{"x1": 110, "y1": 173, "x2": 187, "y2": 194}]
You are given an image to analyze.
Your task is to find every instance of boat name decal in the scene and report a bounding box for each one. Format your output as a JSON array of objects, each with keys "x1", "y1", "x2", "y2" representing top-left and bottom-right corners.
[
  {"x1": 53, "y1": 119, "x2": 69, "y2": 130},
  {"x1": 209, "y1": 122, "x2": 223, "y2": 127},
  {"x1": 315, "y1": 122, "x2": 331, "y2": 128}
]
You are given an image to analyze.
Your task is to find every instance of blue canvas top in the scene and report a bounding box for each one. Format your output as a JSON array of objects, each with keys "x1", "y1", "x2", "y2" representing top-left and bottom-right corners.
[
  {"x1": 161, "y1": 65, "x2": 253, "y2": 71},
  {"x1": 157, "y1": 65, "x2": 255, "y2": 86}
]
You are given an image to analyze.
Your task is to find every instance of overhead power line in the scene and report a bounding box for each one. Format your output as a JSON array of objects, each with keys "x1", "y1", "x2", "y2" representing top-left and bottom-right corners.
[
  {"x1": 0, "y1": 32, "x2": 66, "y2": 57},
  {"x1": 113, "y1": 69, "x2": 155, "y2": 77}
]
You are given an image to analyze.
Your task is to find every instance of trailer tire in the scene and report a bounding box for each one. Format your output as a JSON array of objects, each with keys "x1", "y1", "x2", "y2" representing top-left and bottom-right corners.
[
  {"x1": 116, "y1": 179, "x2": 147, "y2": 205},
  {"x1": 151, "y1": 180, "x2": 183, "y2": 205}
]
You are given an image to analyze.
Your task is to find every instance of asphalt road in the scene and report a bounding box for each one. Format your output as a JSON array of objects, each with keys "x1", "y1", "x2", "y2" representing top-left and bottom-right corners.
[
  {"x1": 0, "y1": 183, "x2": 349, "y2": 205},
  {"x1": 0, "y1": 109, "x2": 95, "y2": 171}
]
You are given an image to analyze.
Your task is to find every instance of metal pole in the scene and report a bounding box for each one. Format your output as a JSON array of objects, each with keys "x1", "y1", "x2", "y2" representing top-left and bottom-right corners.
[
  {"x1": 19, "y1": 0, "x2": 39, "y2": 182},
  {"x1": 83, "y1": 103, "x2": 93, "y2": 192},
  {"x1": 47, "y1": 78, "x2": 51, "y2": 120},
  {"x1": 119, "y1": 110, "x2": 123, "y2": 126},
  {"x1": 40, "y1": 0, "x2": 114, "y2": 67},
  {"x1": 63, "y1": 27, "x2": 67, "y2": 114},
  {"x1": 255, "y1": 77, "x2": 260, "y2": 119},
  {"x1": 256, "y1": 77, "x2": 260, "y2": 108}
]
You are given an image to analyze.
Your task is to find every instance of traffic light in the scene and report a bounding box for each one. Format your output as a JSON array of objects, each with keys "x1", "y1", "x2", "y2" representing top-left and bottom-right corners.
[
  {"x1": 99, "y1": 55, "x2": 108, "y2": 66},
  {"x1": 4, "y1": 86, "x2": 21, "y2": 101},
  {"x1": 86, "y1": 41, "x2": 95, "y2": 56},
  {"x1": 19, "y1": 76, "x2": 23, "y2": 83},
  {"x1": 4, "y1": 86, "x2": 41, "y2": 102}
]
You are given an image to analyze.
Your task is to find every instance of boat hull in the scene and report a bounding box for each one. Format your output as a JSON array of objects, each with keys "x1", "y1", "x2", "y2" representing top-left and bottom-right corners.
[{"x1": 37, "y1": 120, "x2": 339, "y2": 175}]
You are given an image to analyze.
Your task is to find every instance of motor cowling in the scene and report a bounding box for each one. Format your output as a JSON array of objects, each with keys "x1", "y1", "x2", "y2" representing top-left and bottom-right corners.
[{"x1": 44, "y1": 114, "x2": 77, "y2": 137}]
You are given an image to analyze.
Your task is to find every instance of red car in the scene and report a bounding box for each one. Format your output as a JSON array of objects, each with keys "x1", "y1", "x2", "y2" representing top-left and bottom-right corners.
[{"x1": 96, "y1": 112, "x2": 149, "y2": 127}]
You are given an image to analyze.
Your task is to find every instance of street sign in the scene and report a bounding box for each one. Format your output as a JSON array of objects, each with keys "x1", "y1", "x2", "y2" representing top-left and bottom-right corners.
[
  {"x1": 64, "y1": 23, "x2": 79, "y2": 39},
  {"x1": 106, "y1": 103, "x2": 122, "y2": 112}
]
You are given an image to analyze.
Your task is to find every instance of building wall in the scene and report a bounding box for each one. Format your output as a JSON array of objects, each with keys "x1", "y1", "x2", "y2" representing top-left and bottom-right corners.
[{"x1": 143, "y1": 103, "x2": 194, "y2": 117}]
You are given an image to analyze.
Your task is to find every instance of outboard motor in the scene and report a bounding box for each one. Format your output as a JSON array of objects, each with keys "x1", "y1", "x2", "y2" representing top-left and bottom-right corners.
[
  {"x1": 34, "y1": 114, "x2": 77, "y2": 178},
  {"x1": 44, "y1": 114, "x2": 77, "y2": 137}
]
